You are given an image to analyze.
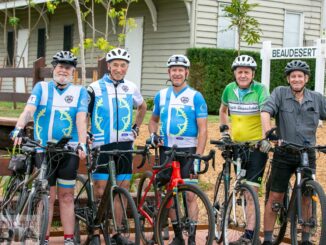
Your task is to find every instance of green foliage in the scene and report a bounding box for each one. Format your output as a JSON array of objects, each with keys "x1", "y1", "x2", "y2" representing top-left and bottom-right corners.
[
  {"x1": 187, "y1": 48, "x2": 316, "y2": 115},
  {"x1": 145, "y1": 97, "x2": 154, "y2": 111},
  {"x1": 223, "y1": 0, "x2": 262, "y2": 54},
  {"x1": 9, "y1": 17, "x2": 19, "y2": 27}
]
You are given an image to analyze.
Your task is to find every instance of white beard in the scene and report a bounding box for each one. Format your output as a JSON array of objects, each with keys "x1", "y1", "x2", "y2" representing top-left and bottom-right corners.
[{"x1": 53, "y1": 74, "x2": 73, "y2": 86}]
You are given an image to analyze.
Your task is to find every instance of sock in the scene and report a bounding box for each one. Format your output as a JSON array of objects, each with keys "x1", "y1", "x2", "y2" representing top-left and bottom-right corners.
[
  {"x1": 302, "y1": 231, "x2": 311, "y2": 242},
  {"x1": 245, "y1": 229, "x2": 254, "y2": 239},
  {"x1": 264, "y1": 231, "x2": 273, "y2": 242},
  {"x1": 64, "y1": 234, "x2": 74, "y2": 240}
]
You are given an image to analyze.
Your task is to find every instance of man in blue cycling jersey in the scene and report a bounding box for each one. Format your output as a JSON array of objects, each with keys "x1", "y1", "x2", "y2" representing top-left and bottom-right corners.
[
  {"x1": 149, "y1": 54, "x2": 208, "y2": 245},
  {"x1": 10, "y1": 51, "x2": 88, "y2": 245},
  {"x1": 87, "y1": 47, "x2": 147, "y2": 244}
]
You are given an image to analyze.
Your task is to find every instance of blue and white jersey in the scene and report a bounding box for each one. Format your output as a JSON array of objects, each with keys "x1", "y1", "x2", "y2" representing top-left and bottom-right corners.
[
  {"x1": 153, "y1": 85, "x2": 208, "y2": 147},
  {"x1": 88, "y1": 74, "x2": 144, "y2": 147},
  {"x1": 27, "y1": 81, "x2": 88, "y2": 149}
]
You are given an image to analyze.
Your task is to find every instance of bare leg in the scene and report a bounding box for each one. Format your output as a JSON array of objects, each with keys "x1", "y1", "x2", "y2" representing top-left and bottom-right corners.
[{"x1": 58, "y1": 187, "x2": 75, "y2": 234}]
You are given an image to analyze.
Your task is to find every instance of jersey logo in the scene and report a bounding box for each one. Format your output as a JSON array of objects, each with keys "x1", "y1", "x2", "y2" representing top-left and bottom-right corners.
[
  {"x1": 122, "y1": 85, "x2": 129, "y2": 92},
  {"x1": 65, "y1": 95, "x2": 74, "y2": 104},
  {"x1": 28, "y1": 95, "x2": 37, "y2": 104},
  {"x1": 170, "y1": 108, "x2": 188, "y2": 136},
  {"x1": 180, "y1": 97, "x2": 189, "y2": 104}
]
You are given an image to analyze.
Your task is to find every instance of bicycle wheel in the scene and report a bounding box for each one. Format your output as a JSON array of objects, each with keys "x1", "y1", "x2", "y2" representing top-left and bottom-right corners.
[
  {"x1": 74, "y1": 174, "x2": 92, "y2": 244},
  {"x1": 265, "y1": 177, "x2": 291, "y2": 245},
  {"x1": 106, "y1": 186, "x2": 140, "y2": 245},
  {"x1": 2, "y1": 175, "x2": 24, "y2": 216},
  {"x1": 290, "y1": 180, "x2": 326, "y2": 245},
  {"x1": 155, "y1": 184, "x2": 215, "y2": 245},
  {"x1": 24, "y1": 193, "x2": 49, "y2": 244},
  {"x1": 136, "y1": 171, "x2": 157, "y2": 244},
  {"x1": 223, "y1": 183, "x2": 260, "y2": 245},
  {"x1": 213, "y1": 171, "x2": 228, "y2": 243}
]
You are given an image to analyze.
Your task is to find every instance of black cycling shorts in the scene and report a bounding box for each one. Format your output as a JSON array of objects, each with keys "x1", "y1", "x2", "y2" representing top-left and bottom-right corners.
[
  {"x1": 269, "y1": 148, "x2": 316, "y2": 193},
  {"x1": 233, "y1": 147, "x2": 268, "y2": 187},
  {"x1": 92, "y1": 141, "x2": 133, "y2": 182},
  {"x1": 34, "y1": 152, "x2": 79, "y2": 188},
  {"x1": 159, "y1": 146, "x2": 196, "y2": 182}
]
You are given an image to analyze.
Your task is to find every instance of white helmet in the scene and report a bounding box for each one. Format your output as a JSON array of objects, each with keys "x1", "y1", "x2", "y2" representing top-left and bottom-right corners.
[
  {"x1": 106, "y1": 48, "x2": 131, "y2": 63},
  {"x1": 167, "y1": 54, "x2": 190, "y2": 68},
  {"x1": 231, "y1": 55, "x2": 257, "y2": 71}
]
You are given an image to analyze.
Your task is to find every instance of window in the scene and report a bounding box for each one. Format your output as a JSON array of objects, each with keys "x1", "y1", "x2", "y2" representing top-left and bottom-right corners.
[
  {"x1": 37, "y1": 28, "x2": 46, "y2": 58},
  {"x1": 217, "y1": 3, "x2": 237, "y2": 49},
  {"x1": 63, "y1": 25, "x2": 73, "y2": 51},
  {"x1": 7, "y1": 31, "x2": 14, "y2": 66},
  {"x1": 283, "y1": 11, "x2": 303, "y2": 47}
]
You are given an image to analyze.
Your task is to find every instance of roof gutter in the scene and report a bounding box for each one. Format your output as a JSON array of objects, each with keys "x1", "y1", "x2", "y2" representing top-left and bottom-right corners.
[{"x1": 0, "y1": 0, "x2": 49, "y2": 10}]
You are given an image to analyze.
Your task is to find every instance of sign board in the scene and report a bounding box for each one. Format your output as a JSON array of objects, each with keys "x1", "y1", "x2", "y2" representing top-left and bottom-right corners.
[{"x1": 271, "y1": 47, "x2": 317, "y2": 59}]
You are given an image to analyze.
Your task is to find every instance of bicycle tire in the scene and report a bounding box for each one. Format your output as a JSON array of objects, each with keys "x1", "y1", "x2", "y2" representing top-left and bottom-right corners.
[
  {"x1": 136, "y1": 171, "x2": 156, "y2": 244},
  {"x1": 265, "y1": 176, "x2": 290, "y2": 245},
  {"x1": 2, "y1": 175, "x2": 24, "y2": 216},
  {"x1": 223, "y1": 183, "x2": 260, "y2": 245},
  {"x1": 213, "y1": 171, "x2": 228, "y2": 243},
  {"x1": 290, "y1": 180, "x2": 326, "y2": 245},
  {"x1": 74, "y1": 174, "x2": 92, "y2": 244},
  {"x1": 106, "y1": 186, "x2": 141, "y2": 245},
  {"x1": 24, "y1": 193, "x2": 49, "y2": 244},
  {"x1": 155, "y1": 184, "x2": 215, "y2": 245}
]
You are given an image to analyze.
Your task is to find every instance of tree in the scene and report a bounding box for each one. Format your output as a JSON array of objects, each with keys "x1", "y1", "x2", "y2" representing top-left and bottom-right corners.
[{"x1": 224, "y1": 0, "x2": 262, "y2": 55}]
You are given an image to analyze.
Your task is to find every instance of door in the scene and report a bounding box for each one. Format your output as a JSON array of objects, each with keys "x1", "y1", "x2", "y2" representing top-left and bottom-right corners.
[{"x1": 16, "y1": 29, "x2": 29, "y2": 93}]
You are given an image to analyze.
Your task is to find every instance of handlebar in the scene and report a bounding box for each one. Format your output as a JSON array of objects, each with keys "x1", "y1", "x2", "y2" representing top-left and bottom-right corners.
[
  {"x1": 277, "y1": 140, "x2": 326, "y2": 153},
  {"x1": 152, "y1": 144, "x2": 215, "y2": 175}
]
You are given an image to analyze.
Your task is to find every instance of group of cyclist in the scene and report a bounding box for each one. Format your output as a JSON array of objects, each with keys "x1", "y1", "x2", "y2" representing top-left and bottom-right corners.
[{"x1": 8, "y1": 45, "x2": 325, "y2": 245}]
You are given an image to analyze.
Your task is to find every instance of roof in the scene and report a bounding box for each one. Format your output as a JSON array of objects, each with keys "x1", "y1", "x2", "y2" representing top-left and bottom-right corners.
[{"x1": 0, "y1": 0, "x2": 48, "y2": 10}]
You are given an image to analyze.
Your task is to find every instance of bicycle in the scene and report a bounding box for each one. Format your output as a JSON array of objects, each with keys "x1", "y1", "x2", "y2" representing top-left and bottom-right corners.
[
  {"x1": 74, "y1": 144, "x2": 149, "y2": 245},
  {"x1": 0, "y1": 136, "x2": 74, "y2": 244},
  {"x1": 137, "y1": 143, "x2": 216, "y2": 245},
  {"x1": 264, "y1": 139, "x2": 326, "y2": 245},
  {"x1": 210, "y1": 139, "x2": 261, "y2": 245}
]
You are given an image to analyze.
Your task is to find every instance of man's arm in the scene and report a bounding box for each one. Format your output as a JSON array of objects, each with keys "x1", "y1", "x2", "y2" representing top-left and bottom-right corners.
[
  {"x1": 196, "y1": 118, "x2": 207, "y2": 155},
  {"x1": 148, "y1": 115, "x2": 160, "y2": 134},
  {"x1": 261, "y1": 111, "x2": 272, "y2": 136},
  {"x1": 16, "y1": 105, "x2": 36, "y2": 128},
  {"x1": 219, "y1": 104, "x2": 229, "y2": 126},
  {"x1": 134, "y1": 101, "x2": 147, "y2": 127},
  {"x1": 76, "y1": 111, "x2": 87, "y2": 160}
]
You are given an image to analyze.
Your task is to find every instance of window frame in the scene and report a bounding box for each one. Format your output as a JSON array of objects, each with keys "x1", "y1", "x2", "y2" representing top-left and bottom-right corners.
[{"x1": 283, "y1": 10, "x2": 304, "y2": 47}]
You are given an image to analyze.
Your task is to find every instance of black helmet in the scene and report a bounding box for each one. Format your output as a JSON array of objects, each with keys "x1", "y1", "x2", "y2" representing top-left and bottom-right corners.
[
  {"x1": 284, "y1": 60, "x2": 310, "y2": 76},
  {"x1": 52, "y1": 51, "x2": 77, "y2": 67}
]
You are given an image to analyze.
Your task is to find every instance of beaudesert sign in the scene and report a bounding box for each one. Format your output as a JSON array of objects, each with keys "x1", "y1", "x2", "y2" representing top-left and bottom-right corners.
[{"x1": 271, "y1": 47, "x2": 317, "y2": 59}]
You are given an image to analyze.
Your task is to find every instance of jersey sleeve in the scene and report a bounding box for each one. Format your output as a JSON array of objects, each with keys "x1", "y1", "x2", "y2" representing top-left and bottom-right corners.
[
  {"x1": 133, "y1": 85, "x2": 144, "y2": 107},
  {"x1": 258, "y1": 85, "x2": 270, "y2": 109},
  {"x1": 194, "y1": 92, "x2": 208, "y2": 118},
  {"x1": 152, "y1": 92, "x2": 161, "y2": 117},
  {"x1": 221, "y1": 86, "x2": 229, "y2": 106},
  {"x1": 27, "y1": 82, "x2": 42, "y2": 107},
  {"x1": 77, "y1": 87, "x2": 89, "y2": 113},
  {"x1": 87, "y1": 85, "x2": 95, "y2": 115}
]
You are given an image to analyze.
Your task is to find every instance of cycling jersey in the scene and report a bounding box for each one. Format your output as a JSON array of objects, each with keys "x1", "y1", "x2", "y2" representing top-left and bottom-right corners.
[
  {"x1": 152, "y1": 85, "x2": 208, "y2": 147},
  {"x1": 27, "y1": 81, "x2": 88, "y2": 149},
  {"x1": 221, "y1": 81, "x2": 269, "y2": 142},
  {"x1": 88, "y1": 74, "x2": 144, "y2": 147}
]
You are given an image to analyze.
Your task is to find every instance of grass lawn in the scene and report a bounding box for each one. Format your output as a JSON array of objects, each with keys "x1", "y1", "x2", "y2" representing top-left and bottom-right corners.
[{"x1": 0, "y1": 101, "x2": 219, "y2": 123}]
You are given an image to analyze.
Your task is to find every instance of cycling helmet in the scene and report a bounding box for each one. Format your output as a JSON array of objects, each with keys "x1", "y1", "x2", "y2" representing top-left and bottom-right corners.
[
  {"x1": 167, "y1": 55, "x2": 190, "y2": 68},
  {"x1": 52, "y1": 51, "x2": 77, "y2": 67},
  {"x1": 231, "y1": 55, "x2": 257, "y2": 71},
  {"x1": 106, "y1": 48, "x2": 131, "y2": 63},
  {"x1": 284, "y1": 60, "x2": 310, "y2": 76}
]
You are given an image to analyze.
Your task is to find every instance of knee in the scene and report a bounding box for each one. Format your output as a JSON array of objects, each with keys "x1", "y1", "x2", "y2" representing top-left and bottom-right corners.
[{"x1": 59, "y1": 192, "x2": 74, "y2": 204}]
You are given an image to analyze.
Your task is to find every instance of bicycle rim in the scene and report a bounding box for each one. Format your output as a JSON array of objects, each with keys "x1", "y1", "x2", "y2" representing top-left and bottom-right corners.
[
  {"x1": 136, "y1": 171, "x2": 157, "y2": 244},
  {"x1": 155, "y1": 184, "x2": 215, "y2": 245},
  {"x1": 74, "y1": 174, "x2": 92, "y2": 245},
  {"x1": 290, "y1": 180, "x2": 326, "y2": 245},
  {"x1": 213, "y1": 172, "x2": 227, "y2": 243},
  {"x1": 24, "y1": 193, "x2": 48, "y2": 244},
  {"x1": 223, "y1": 183, "x2": 260, "y2": 245},
  {"x1": 105, "y1": 186, "x2": 140, "y2": 244}
]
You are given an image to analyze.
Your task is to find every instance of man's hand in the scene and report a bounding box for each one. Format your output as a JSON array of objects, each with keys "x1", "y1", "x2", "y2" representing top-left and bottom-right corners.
[
  {"x1": 77, "y1": 142, "x2": 87, "y2": 160},
  {"x1": 221, "y1": 132, "x2": 232, "y2": 144},
  {"x1": 150, "y1": 132, "x2": 162, "y2": 147},
  {"x1": 259, "y1": 139, "x2": 272, "y2": 153},
  {"x1": 9, "y1": 127, "x2": 24, "y2": 146},
  {"x1": 265, "y1": 128, "x2": 279, "y2": 141},
  {"x1": 132, "y1": 124, "x2": 140, "y2": 139}
]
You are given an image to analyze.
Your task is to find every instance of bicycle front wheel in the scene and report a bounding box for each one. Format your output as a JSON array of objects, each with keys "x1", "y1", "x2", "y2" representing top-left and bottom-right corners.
[
  {"x1": 155, "y1": 184, "x2": 215, "y2": 245},
  {"x1": 290, "y1": 180, "x2": 326, "y2": 245},
  {"x1": 24, "y1": 193, "x2": 49, "y2": 244},
  {"x1": 223, "y1": 183, "x2": 260, "y2": 245},
  {"x1": 2, "y1": 175, "x2": 24, "y2": 216},
  {"x1": 213, "y1": 172, "x2": 228, "y2": 243},
  {"x1": 136, "y1": 171, "x2": 157, "y2": 244},
  {"x1": 106, "y1": 186, "x2": 141, "y2": 245}
]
